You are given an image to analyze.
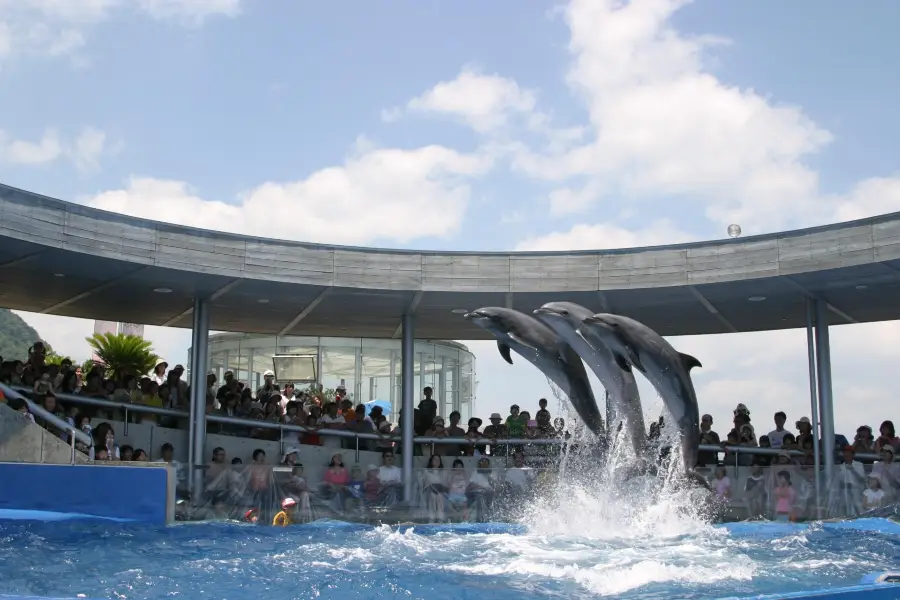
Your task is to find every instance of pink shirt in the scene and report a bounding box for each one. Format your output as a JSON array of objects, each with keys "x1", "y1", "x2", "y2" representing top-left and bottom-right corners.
[
  {"x1": 774, "y1": 485, "x2": 796, "y2": 514},
  {"x1": 714, "y1": 476, "x2": 731, "y2": 498},
  {"x1": 324, "y1": 468, "x2": 349, "y2": 486}
]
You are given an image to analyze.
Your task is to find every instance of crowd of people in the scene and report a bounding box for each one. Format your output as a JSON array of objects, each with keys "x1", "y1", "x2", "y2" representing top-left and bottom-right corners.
[{"x1": 4, "y1": 341, "x2": 900, "y2": 523}]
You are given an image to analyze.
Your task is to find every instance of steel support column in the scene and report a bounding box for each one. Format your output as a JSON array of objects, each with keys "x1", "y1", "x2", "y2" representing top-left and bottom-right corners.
[
  {"x1": 188, "y1": 298, "x2": 210, "y2": 505},
  {"x1": 401, "y1": 313, "x2": 415, "y2": 503},
  {"x1": 805, "y1": 298, "x2": 822, "y2": 518},
  {"x1": 438, "y1": 357, "x2": 447, "y2": 415},
  {"x1": 814, "y1": 299, "x2": 836, "y2": 476}
]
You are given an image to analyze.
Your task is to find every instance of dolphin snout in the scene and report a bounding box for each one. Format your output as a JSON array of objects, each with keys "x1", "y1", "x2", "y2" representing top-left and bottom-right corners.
[
  {"x1": 463, "y1": 310, "x2": 487, "y2": 319},
  {"x1": 534, "y1": 306, "x2": 567, "y2": 317},
  {"x1": 582, "y1": 315, "x2": 602, "y2": 325}
]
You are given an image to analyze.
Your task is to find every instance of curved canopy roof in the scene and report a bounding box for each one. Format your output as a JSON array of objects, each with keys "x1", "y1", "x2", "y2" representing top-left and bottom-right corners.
[{"x1": 2, "y1": 183, "x2": 899, "y2": 339}]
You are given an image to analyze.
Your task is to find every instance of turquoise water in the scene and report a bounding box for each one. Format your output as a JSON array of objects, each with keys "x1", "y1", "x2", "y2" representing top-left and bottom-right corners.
[{"x1": 0, "y1": 517, "x2": 899, "y2": 599}]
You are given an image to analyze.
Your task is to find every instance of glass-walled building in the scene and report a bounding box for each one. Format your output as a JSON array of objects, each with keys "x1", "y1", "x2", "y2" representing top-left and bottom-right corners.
[{"x1": 198, "y1": 334, "x2": 477, "y2": 423}]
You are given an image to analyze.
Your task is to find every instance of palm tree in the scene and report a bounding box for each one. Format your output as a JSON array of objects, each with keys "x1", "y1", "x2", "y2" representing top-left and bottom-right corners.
[{"x1": 85, "y1": 333, "x2": 159, "y2": 380}]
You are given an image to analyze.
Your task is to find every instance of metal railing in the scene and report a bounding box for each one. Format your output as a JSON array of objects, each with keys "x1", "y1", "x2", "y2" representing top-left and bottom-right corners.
[
  {"x1": 1, "y1": 383, "x2": 92, "y2": 464},
  {"x1": 12, "y1": 386, "x2": 882, "y2": 462}
]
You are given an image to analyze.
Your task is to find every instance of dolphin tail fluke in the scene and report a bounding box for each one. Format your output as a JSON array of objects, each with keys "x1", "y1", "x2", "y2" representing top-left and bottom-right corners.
[
  {"x1": 497, "y1": 341, "x2": 514, "y2": 365},
  {"x1": 679, "y1": 352, "x2": 702, "y2": 371}
]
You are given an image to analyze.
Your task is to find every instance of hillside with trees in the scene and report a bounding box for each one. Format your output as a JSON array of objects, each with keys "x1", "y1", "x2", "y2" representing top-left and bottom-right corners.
[{"x1": 0, "y1": 309, "x2": 41, "y2": 361}]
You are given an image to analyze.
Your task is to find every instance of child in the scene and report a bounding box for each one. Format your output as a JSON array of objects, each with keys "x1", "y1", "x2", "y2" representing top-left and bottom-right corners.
[
  {"x1": 34, "y1": 373, "x2": 53, "y2": 395},
  {"x1": 863, "y1": 476, "x2": 885, "y2": 511},
  {"x1": 745, "y1": 464, "x2": 767, "y2": 518},
  {"x1": 363, "y1": 465, "x2": 381, "y2": 507},
  {"x1": 346, "y1": 466, "x2": 365, "y2": 513},
  {"x1": 272, "y1": 497, "x2": 297, "y2": 526},
  {"x1": 712, "y1": 466, "x2": 731, "y2": 500},
  {"x1": 773, "y1": 470, "x2": 796, "y2": 522}
]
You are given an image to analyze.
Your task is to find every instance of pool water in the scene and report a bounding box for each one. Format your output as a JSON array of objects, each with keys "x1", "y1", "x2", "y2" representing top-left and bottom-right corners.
[{"x1": 1, "y1": 517, "x2": 899, "y2": 600}]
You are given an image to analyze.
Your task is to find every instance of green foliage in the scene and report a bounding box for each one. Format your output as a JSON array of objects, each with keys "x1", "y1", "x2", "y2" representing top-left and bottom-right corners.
[
  {"x1": 44, "y1": 347, "x2": 74, "y2": 366},
  {"x1": 302, "y1": 384, "x2": 352, "y2": 404},
  {"x1": 85, "y1": 333, "x2": 159, "y2": 379},
  {"x1": 0, "y1": 308, "x2": 42, "y2": 361}
]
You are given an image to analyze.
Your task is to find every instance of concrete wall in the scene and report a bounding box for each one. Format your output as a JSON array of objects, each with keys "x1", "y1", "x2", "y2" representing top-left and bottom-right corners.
[
  {"x1": 0, "y1": 403, "x2": 89, "y2": 465},
  {"x1": 0, "y1": 462, "x2": 174, "y2": 524}
]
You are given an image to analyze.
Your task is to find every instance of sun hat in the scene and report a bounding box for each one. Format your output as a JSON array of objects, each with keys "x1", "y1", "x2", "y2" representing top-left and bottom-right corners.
[{"x1": 490, "y1": 413, "x2": 502, "y2": 420}]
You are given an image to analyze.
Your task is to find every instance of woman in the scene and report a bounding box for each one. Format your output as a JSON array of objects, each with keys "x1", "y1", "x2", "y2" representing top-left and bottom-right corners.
[
  {"x1": 321, "y1": 453, "x2": 350, "y2": 514},
  {"x1": 152, "y1": 362, "x2": 168, "y2": 387},
  {"x1": 301, "y1": 414, "x2": 322, "y2": 446},
  {"x1": 90, "y1": 422, "x2": 120, "y2": 461},
  {"x1": 463, "y1": 417, "x2": 484, "y2": 457},
  {"x1": 135, "y1": 380, "x2": 164, "y2": 425},
  {"x1": 467, "y1": 457, "x2": 495, "y2": 522},
  {"x1": 447, "y1": 459, "x2": 469, "y2": 519},
  {"x1": 421, "y1": 454, "x2": 447, "y2": 522},
  {"x1": 875, "y1": 421, "x2": 900, "y2": 454},
  {"x1": 424, "y1": 417, "x2": 451, "y2": 456}
]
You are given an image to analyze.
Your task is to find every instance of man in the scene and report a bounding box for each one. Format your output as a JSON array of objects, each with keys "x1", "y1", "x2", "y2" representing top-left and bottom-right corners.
[
  {"x1": 483, "y1": 413, "x2": 509, "y2": 457},
  {"x1": 535, "y1": 398, "x2": 551, "y2": 424},
  {"x1": 446, "y1": 411, "x2": 466, "y2": 438},
  {"x1": 417, "y1": 387, "x2": 437, "y2": 435},
  {"x1": 257, "y1": 370, "x2": 280, "y2": 403},
  {"x1": 216, "y1": 371, "x2": 239, "y2": 401},
  {"x1": 154, "y1": 443, "x2": 187, "y2": 495},
  {"x1": 767, "y1": 411, "x2": 792, "y2": 450},
  {"x1": 697, "y1": 414, "x2": 720, "y2": 466},
  {"x1": 377, "y1": 452, "x2": 403, "y2": 503}
]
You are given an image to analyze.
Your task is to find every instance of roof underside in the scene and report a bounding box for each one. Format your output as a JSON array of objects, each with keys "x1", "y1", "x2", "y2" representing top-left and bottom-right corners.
[{"x1": 2, "y1": 183, "x2": 900, "y2": 339}]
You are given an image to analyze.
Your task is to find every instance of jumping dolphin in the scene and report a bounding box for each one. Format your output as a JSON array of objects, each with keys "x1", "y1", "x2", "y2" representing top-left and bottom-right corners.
[
  {"x1": 533, "y1": 302, "x2": 646, "y2": 456},
  {"x1": 463, "y1": 307, "x2": 605, "y2": 436},
  {"x1": 580, "y1": 313, "x2": 702, "y2": 471}
]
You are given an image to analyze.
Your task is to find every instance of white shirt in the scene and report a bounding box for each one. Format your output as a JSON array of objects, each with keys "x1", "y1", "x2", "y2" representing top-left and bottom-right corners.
[
  {"x1": 469, "y1": 471, "x2": 492, "y2": 490},
  {"x1": 838, "y1": 461, "x2": 865, "y2": 484},
  {"x1": 378, "y1": 465, "x2": 402, "y2": 484},
  {"x1": 154, "y1": 459, "x2": 186, "y2": 485},
  {"x1": 318, "y1": 415, "x2": 345, "y2": 448},
  {"x1": 767, "y1": 428, "x2": 792, "y2": 449},
  {"x1": 863, "y1": 488, "x2": 885, "y2": 508},
  {"x1": 505, "y1": 467, "x2": 531, "y2": 492}
]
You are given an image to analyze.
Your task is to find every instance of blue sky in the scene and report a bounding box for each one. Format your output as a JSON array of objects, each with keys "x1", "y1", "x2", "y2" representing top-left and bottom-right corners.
[{"x1": 2, "y1": 0, "x2": 899, "y2": 440}]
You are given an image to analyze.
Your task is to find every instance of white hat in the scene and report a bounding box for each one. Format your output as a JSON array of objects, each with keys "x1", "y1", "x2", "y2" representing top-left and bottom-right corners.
[
  {"x1": 281, "y1": 497, "x2": 297, "y2": 509},
  {"x1": 264, "y1": 369, "x2": 275, "y2": 377},
  {"x1": 367, "y1": 464, "x2": 379, "y2": 472},
  {"x1": 490, "y1": 413, "x2": 502, "y2": 420},
  {"x1": 282, "y1": 447, "x2": 300, "y2": 462},
  {"x1": 796, "y1": 416, "x2": 811, "y2": 425}
]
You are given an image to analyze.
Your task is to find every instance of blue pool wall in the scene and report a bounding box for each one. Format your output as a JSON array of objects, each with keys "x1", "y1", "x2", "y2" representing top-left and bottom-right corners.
[{"x1": 0, "y1": 462, "x2": 175, "y2": 524}]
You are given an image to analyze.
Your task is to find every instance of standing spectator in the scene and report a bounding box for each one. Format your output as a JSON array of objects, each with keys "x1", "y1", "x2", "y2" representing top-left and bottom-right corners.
[
  {"x1": 697, "y1": 414, "x2": 720, "y2": 466},
  {"x1": 256, "y1": 370, "x2": 280, "y2": 404},
  {"x1": 767, "y1": 411, "x2": 792, "y2": 450},
  {"x1": 318, "y1": 402, "x2": 345, "y2": 449},
  {"x1": 795, "y1": 417, "x2": 816, "y2": 450},
  {"x1": 417, "y1": 387, "x2": 437, "y2": 435},
  {"x1": 875, "y1": 420, "x2": 900, "y2": 454}
]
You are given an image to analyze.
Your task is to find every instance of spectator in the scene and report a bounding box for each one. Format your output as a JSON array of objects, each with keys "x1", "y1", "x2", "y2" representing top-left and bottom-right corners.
[
  {"x1": 875, "y1": 420, "x2": 900, "y2": 454},
  {"x1": 863, "y1": 477, "x2": 886, "y2": 511},
  {"x1": 506, "y1": 405, "x2": 524, "y2": 438},
  {"x1": 377, "y1": 452, "x2": 403, "y2": 503},
  {"x1": 90, "y1": 422, "x2": 120, "y2": 460},
  {"x1": 463, "y1": 417, "x2": 484, "y2": 457},
  {"x1": 301, "y1": 415, "x2": 321, "y2": 446},
  {"x1": 795, "y1": 417, "x2": 816, "y2": 450},
  {"x1": 256, "y1": 370, "x2": 279, "y2": 404},
  {"x1": 853, "y1": 425, "x2": 875, "y2": 459},
  {"x1": 697, "y1": 414, "x2": 719, "y2": 466},
  {"x1": 446, "y1": 411, "x2": 465, "y2": 438},
  {"x1": 767, "y1": 411, "x2": 791, "y2": 450},
  {"x1": 152, "y1": 362, "x2": 168, "y2": 387},
  {"x1": 321, "y1": 453, "x2": 349, "y2": 514},
  {"x1": 421, "y1": 454, "x2": 447, "y2": 522},
  {"x1": 536, "y1": 398, "x2": 551, "y2": 424},
  {"x1": 417, "y1": 387, "x2": 437, "y2": 434},
  {"x1": 773, "y1": 470, "x2": 796, "y2": 522},
  {"x1": 744, "y1": 464, "x2": 767, "y2": 518},
  {"x1": 318, "y1": 402, "x2": 345, "y2": 449},
  {"x1": 272, "y1": 497, "x2": 297, "y2": 526},
  {"x1": 424, "y1": 416, "x2": 451, "y2": 456}
]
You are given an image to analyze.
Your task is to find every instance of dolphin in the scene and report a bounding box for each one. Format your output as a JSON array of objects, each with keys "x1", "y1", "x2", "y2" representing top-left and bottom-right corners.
[
  {"x1": 533, "y1": 302, "x2": 646, "y2": 456},
  {"x1": 580, "y1": 313, "x2": 702, "y2": 471},
  {"x1": 463, "y1": 306, "x2": 605, "y2": 436}
]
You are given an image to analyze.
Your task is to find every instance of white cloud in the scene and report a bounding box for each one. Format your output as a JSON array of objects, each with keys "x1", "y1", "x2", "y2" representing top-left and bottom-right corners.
[
  {"x1": 0, "y1": 126, "x2": 111, "y2": 169},
  {"x1": 86, "y1": 142, "x2": 495, "y2": 246},
  {"x1": 0, "y1": 128, "x2": 62, "y2": 165},
  {"x1": 136, "y1": 0, "x2": 240, "y2": 24},
  {"x1": 0, "y1": 0, "x2": 238, "y2": 64},
  {"x1": 516, "y1": 219, "x2": 694, "y2": 251}
]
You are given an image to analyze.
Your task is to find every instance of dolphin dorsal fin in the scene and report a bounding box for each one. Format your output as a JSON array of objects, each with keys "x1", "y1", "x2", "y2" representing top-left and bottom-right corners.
[
  {"x1": 679, "y1": 352, "x2": 702, "y2": 371},
  {"x1": 497, "y1": 341, "x2": 514, "y2": 365}
]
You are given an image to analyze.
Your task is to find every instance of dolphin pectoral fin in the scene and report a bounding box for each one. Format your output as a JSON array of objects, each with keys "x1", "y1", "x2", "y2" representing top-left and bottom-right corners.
[
  {"x1": 497, "y1": 341, "x2": 514, "y2": 365},
  {"x1": 507, "y1": 332, "x2": 538, "y2": 352},
  {"x1": 613, "y1": 353, "x2": 632, "y2": 373},
  {"x1": 625, "y1": 346, "x2": 646, "y2": 373},
  {"x1": 679, "y1": 352, "x2": 702, "y2": 371}
]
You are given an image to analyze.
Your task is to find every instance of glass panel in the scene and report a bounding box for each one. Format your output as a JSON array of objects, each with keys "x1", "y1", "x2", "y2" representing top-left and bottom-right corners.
[
  {"x1": 320, "y1": 340, "x2": 360, "y2": 403},
  {"x1": 360, "y1": 346, "x2": 395, "y2": 417}
]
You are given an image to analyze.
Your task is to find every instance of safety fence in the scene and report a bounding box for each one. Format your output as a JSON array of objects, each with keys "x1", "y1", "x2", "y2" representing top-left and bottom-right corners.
[{"x1": 161, "y1": 462, "x2": 898, "y2": 525}]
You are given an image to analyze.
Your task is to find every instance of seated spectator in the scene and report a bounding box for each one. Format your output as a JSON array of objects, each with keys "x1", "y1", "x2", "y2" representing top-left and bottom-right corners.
[
  {"x1": 447, "y1": 459, "x2": 469, "y2": 519},
  {"x1": 321, "y1": 453, "x2": 349, "y2": 514},
  {"x1": 425, "y1": 416, "x2": 451, "y2": 456},
  {"x1": 463, "y1": 417, "x2": 484, "y2": 457},
  {"x1": 363, "y1": 465, "x2": 381, "y2": 505},
  {"x1": 875, "y1": 420, "x2": 900, "y2": 454},
  {"x1": 781, "y1": 432, "x2": 797, "y2": 452},
  {"x1": 697, "y1": 414, "x2": 720, "y2": 466},
  {"x1": 318, "y1": 402, "x2": 345, "y2": 449},
  {"x1": 421, "y1": 455, "x2": 447, "y2": 522},
  {"x1": 853, "y1": 425, "x2": 875, "y2": 459},
  {"x1": 755, "y1": 436, "x2": 773, "y2": 466},
  {"x1": 301, "y1": 414, "x2": 322, "y2": 446},
  {"x1": 826, "y1": 445, "x2": 866, "y2": 518},
  {"x1": 467, "y1": 457, "x2": 495, "y2": 521},
  {"x1": 155, "y1": 443, "x2": 187, "y2": 493},
  {"x1": 524, "y1": 420, "x2": 539, "y2": 440},
  {"x1": 120, "y1": 445, "x2": 134, "y2": 461},
  {"x1": 503, "y1": 452, "x2": 533, "y2": 495},
  {"x1": 377, "y1": 452, "x2": 403, "y2": 503},
  {"x1": 90, "y1": 422, "x2": 120, "y2": 460},
  {"x1": 7, "y1": 396, "x2": 34, "y2": 422},
  {"x1": 446, "y1": 411, "x2": 466, "y2": 438},
  {"x1": 483, "y1": 413, "x2": 508, "y2": 456},
  {"x1": 132, "y1": 448, "x2": 148, "y2": 461},
  {"x1": 863, "y1": 476, "x2": 886, "y2": 511},
  {"x1": 377, "y1": 420, "x2": 394, "y2": 454},
  {"x1": 795, "y1": 416, "x2": 816, "y2": 450},
  {"x1": 871, "y1": 446, "x2": 900, "y2": 501}
]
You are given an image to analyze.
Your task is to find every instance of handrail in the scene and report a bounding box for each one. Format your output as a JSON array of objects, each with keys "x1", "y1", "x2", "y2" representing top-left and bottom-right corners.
[
  {"x1": 13, "y1": 387, "x2": 883, "y2": 460},
  {"x1": 1, "y1": 383, "x2": 92, "y2": 465}
]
